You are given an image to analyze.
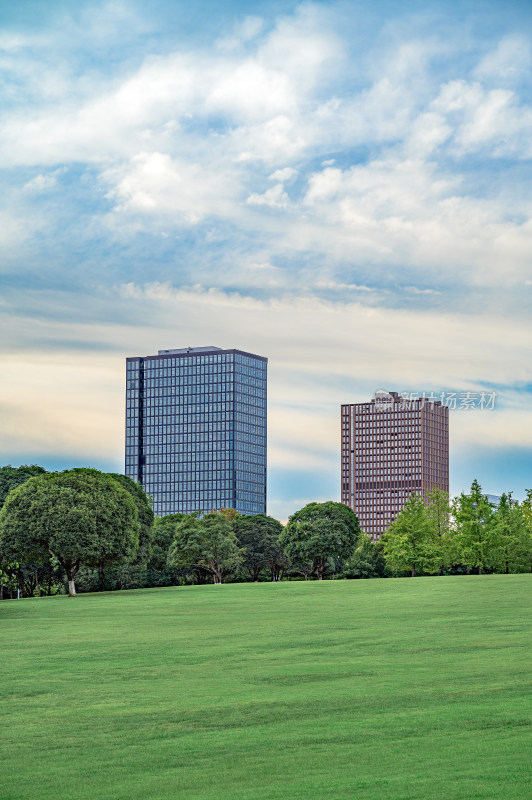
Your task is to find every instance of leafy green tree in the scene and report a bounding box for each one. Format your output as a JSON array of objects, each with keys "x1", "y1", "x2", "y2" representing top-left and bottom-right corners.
[
  {"x1": 453, "y1": 479, "x2": 498, "y2": 575},
  {"x1": 168, "y1": 512, "x2": 243, "y2": 584},
  {"x1": 0, "y1": 465, "x2": 47, "y2": 598},
  {"x1": 521, "y1": 490, "x2": 532, "y2": 572},
  {"x1": 425, "y1": 489, "x2": 452, "y2": 575},
  {"x1": 105, "y1": 474, "x2": 154, "y2": 590},
  {"x1": 150, "y1": 514, "x2": 185, "y2": 571},
  {"x1": 0, "y1": 465, "x2": 46, "y2": 508},
  {"x1": 146, "y1": 513, "x2": 188, "y2": 586},
  {"x1": 108, "y1": 474, "x2": 154, "y2": 562},
  {"x1": 0, "y1": 468, "x2": 139, "y2": 596},
  {"x1": 382, "y1": 493, "x2": 432, "y2": 577},
  {"x1": 492, "y1": 494, "x2": 530, "y2": 574},
  {"x1": 343, "y1": 534, "x2": 387, "y2": 578},
  {"x1": 233, "y1": 514, "x2": 284, "y2": 581},
  {"x1": 280, "y1": 502, "x2": 360, "y2": 580},
  {"x1": 0, "y1": 562, "x2": 18, "y2": 599}
]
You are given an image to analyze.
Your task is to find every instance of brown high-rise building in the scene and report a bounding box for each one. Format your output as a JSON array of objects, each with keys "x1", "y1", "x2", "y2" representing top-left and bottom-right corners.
[{"x1": 341, "y1": 391, "x2": 449, "y2": 539}]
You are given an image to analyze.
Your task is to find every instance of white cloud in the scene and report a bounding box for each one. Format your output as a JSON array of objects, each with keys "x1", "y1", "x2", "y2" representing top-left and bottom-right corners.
[
  {"x1": 247, "y1": 183, "x2": 289, "y2": 208},
  {"x1": 217, "y1": 16, "x2": 265, "y2": 52},
  {"x1": 405, "y1": 286, "x2": 440, "y2": 295},
  {"x1": 115, "y1": 283, "x2": 532, "y2": 390},
  {"x1": 23, "y1": 173, "x2": 57, "y2": 192},
  {"x1": 432, "y1": 79, "x2": 532, "y2": 156},
  {"x1": 474, "y1": 35, "x2": 532, "y2": 82},
  {"x1": 269, "y1": 167, "x2": 298, "y2": 182},
  {"x1": 1, "y1": 10, "x2": 531, "y2": 297},
  {"x1": 315, "y1": 280, "x2": 375, "y2": 292},
  {"x1": 102, "y1": 152, "x2": 236, "y2": 224}
]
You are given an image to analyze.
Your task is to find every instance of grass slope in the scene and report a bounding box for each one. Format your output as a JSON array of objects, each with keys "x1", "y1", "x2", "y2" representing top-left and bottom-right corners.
[{"x1": 1, "y1": 576, "x2": 531, "y2": 800}]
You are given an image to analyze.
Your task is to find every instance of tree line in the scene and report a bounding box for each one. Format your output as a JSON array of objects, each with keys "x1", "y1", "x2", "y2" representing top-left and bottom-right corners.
[
  {"x1": 382, "y1": 482, "x2": 532, "y2": 577},
  {"x1": 0, "y1": 466, "x2": 530, "y2": 598}
]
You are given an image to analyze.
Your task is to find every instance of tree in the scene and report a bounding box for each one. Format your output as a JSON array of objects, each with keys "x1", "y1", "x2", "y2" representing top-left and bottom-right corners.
[
  {"x1": 0, "y1": 465, "x2": 47, "y2": 599},
  {"x1": 280, "y1": 502, "x2": 360, "y2": 580},
  {"x1": 168, "y1": 512, "x2": 243, "y2": 584},
  {"x1": 0, "y1": 469, "x2": 139, "y2": 596},
  {"x1": 343, "y1": 534, "x2": 387, "y2": 578},
  {"x1": 233, "y1": 514, "x2": 284, "y2": 581},
  {"x1": 0, "y1": 464, "x2": 46, "y2": 508},
  {"x1": 382, "y1": 493, "x2": 431, "y2": 577},
  {"x1": 522, "y1": 490, "x2": 532, "y2": 572},
  {"x1": 146, "y1": 514, "x2": 188, "y2": 586},
  {"x1": 108, "y1": 474, "x2": 154, "y2": 562},
  {"x1": 453, "y1": 479, "x2": 498, "y2": 575},
  {"x1": 425, "y1": 489, "x2": 452, "y2": 575},
  {"x1": 106, "y1": 474, "x2": 154, "y2": 589},
  {"x1": 492, "y1": 493, "x2": 530, "y2": 574}
]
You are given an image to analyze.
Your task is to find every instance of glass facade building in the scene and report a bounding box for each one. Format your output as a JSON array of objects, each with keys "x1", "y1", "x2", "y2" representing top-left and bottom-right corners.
[{"x1": 125, "y1": 346, "x2": 267, "y2": 516}]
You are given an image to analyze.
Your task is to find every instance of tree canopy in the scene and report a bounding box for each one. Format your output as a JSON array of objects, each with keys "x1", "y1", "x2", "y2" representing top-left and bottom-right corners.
[
  {"x1": 107, "y1": 473, "x2": 154, "y2": 565},
  {"x1": 280, "y1": 501, "x2": 360, "y2": 579},
  {"x1": 233, "y1": 514, "x2": 285, "y2": 581},
  {"x1": 168, "y1": 512, "x2": 243, "y2": 584},
  {"x1": 0, "y1": 464, "x2": 46, "y2": 508},
  {"x1": 343, "y1": 534, "x2": 387, "y2": 579},
  {"x1": 382, "y1": 493, "x2": 432, "y2": 577},
  {"x1": 0, "y1": 468, "x2": 139, "y2": 596},
  {"x1": 452, "y1": 479, "x2": 498, "y2": 575},
  {"x1": 491, "y1": 493, "x2": 530, "y2": 574}
]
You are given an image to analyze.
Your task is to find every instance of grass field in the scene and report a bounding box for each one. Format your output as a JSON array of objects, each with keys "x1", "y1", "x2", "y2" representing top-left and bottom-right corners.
[{"x1": 1, "y1": 576, "x2": 531, "y2": 800}]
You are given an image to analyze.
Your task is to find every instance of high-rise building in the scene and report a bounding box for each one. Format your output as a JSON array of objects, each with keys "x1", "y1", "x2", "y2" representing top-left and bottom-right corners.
[
  {"x1": 125, "y1": 346, "x2": 267, "y2": 516},
  {"x1": 341, "y1": 391, "x2": 449, "y2": 539}
]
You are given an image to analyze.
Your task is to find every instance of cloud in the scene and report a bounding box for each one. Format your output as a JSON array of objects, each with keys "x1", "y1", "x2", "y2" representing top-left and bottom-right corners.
[
  {"x1": 113, "y1": 282, "x2": 532, "y2": 390},
  {"x1": 216, "y1": 16, "x2": 265, "y2": 52},
  {"x1": 1, "y1": 2, "x2": 532, "y2": 515},
  {"x1": 1, "y1": 6, "x2": 531, "y2": 295},
  {"x1": 315, "y1": 280, "x2": 376, "y2": 291},
  {"x1": 405, "y1": 286, "x2": 440, "y2": 295},
  {"x1": 102, "y1": 152, "x2": 238, "y2": 224},
  {"x1": 474, "y1": 35, "x2": 532, "y2": 82},
  {"x1": 247, "y1": 183, "x2": 289, "y2": 208},
  {"x1": 269, "y1": 167, "x2": 298, "y2": 182},
  {"x1": 23, "y1": 173, "x2": 57, "y2": 192}
]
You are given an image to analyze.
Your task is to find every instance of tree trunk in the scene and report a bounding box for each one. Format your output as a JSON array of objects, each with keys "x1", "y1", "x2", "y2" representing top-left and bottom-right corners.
[
  {"x1": 35, "y1": 568, "x2": 41, "y2": 597},
  {"x1": 505, "y1": 560, "x2": 509, "y2": 575},
  {"x1": 68, "y1": 578, "x2": 76, "y2": 596},
  {"x1": 466, "y1": 565, "x2": 471, "y2": 575},
  {"x1": 478, "y1": 566, "x2": 482, "y2": 575},
  {"x1": 440, "y1": 565, "x2": 444, "y2": 576},
  {"x1": 99, "y1": 562, "x2": 105, "y2": 592},
  {"x1": 47, "y1": 563, "x2": 53, "y2": 596},
  {"x1": 411, "y1": 563, "x2": 416, "y2": 578},
  {"x1": 17, "y1": 568, "x2": 24, "y2": 598},
  {"x1": 0, "y1": 584, "x2": 3, "y2": 600}
]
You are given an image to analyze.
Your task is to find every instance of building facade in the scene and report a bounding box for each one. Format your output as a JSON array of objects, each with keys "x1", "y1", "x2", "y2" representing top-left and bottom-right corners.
[
  {"x1": 341, "y1": 391, "x2": 449, "y2": 539},
  {"x1": 126, "y1": 346, "x2": 267, "y2": 516}
]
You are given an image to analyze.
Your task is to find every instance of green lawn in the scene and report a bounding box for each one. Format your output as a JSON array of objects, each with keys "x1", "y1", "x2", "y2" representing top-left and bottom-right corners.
[{"x1": 1, "y1": 576, "x2": 531, "y2": 800}]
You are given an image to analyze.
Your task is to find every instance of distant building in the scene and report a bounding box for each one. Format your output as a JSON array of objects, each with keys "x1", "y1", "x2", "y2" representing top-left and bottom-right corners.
[
  {"x1": 126, "y1": 346, "x2": 267, "y2": 516},
  {"x1": 341, "y1": 391, "x2": 449, "y2": 539},
  {"x1": 485, "y1": 494, "x2": 501, "y2": 507}
]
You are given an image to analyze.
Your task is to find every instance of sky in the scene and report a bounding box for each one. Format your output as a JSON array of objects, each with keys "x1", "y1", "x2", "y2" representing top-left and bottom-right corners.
[{"x1": 1, "y1": 0, "x2": 531, "y2": 520}]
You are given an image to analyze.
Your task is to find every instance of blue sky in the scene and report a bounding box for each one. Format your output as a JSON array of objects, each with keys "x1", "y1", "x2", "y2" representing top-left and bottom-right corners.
[{"x1": 1, "y1": 0, "x2": 531, "y2": 519}]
